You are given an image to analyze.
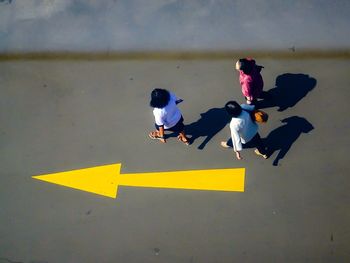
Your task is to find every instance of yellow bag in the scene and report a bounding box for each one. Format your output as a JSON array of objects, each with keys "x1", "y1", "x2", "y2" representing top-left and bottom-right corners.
[{"x1": 251, "y1": 109, "x2": 268, "y2": 123}]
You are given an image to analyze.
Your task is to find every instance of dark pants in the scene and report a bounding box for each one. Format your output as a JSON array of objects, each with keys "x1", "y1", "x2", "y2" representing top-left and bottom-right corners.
[
  {"x1": 226, "y1": 133, "x2": 266, "y2": 154},
  {"x1": 155, "y1": 116, "x2": 185, "y2": 134}
]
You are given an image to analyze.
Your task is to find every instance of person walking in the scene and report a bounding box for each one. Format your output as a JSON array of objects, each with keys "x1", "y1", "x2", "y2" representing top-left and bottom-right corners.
[
  {"x1": 235, "y1": 58, "x2": 264, "y2": 105},
  {"x1": 221, "y1": 101, "x2": 268, "y2": 160},
  {"x1": 148, "y1": 88, "x2": 189, "y2": 145}
]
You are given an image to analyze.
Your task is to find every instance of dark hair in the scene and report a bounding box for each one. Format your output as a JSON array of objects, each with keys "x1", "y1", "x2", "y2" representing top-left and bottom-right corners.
[
  {"x1": 239, "y1": 58, "x2": 254, "y2": 74},
  {"x1": 225, "y1": 101, "x2": 242, "y2": 117},
  {"x1": 150, "y1": 88, "x2": 170, "y2": 108}
]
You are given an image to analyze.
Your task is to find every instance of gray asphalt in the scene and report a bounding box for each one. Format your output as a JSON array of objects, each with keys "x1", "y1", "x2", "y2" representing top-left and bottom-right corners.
[{"x1": 0, "y1": 57, "x2": 349, "y2": 262}]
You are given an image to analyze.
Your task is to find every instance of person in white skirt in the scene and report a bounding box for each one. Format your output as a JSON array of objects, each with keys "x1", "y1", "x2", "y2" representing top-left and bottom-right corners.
[
  {"x1": 221, "y1": 101, "x2": 268, "y2": 160},
  {"x1": 148, "y1": 88, "x2": 189, "y2": 145}
]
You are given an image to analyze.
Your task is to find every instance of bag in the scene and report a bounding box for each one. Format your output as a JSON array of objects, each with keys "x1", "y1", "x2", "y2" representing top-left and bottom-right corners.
[
  {"x1": 244, "y1": 109, "x2": 268, "y2": 123},
  {"x1": 251, "y1": 109, "x2": 268, "y2": 123}
]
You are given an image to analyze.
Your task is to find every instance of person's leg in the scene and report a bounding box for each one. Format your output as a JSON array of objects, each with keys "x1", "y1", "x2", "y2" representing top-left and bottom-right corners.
[
  {"x1": 170, "y1": 116, "x2": 189, "y2": 145},
  {"x1": 220, "y1": 138, "x2": 233, "y2": 148},
  {"x1": 226, "y1": 138, "x2": 233, "y2": 147},
  {"x1": 245, "y1": 96, "x2": 258, "y2": 105},
  {"x1": 150, "y1": 123, "x2": 161, "y2": 136},
  {"x1": 251, "y1": 133, "x2": 268, "y2": 158},
  {"x1": 251, "y1": 98, "x2": 258, "y2": 105},
  {"x1": 178, "y1": 131, "x2": 189, "y2": 145},
  {"x1": 149, "y1": 124, "x2": 166, "y2": 142},
  {"x1": 152, "y1": 123, "x2": 160, "y2": 132}
]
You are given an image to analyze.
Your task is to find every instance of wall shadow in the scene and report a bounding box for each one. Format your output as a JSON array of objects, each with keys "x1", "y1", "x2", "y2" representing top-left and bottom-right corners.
[
  {"x1": 263, "y1": 116, "x2": 314, "y2": 166},
  {"x1": 185, "y1": 107, "x2": 230, "y2": 150},
  {"x1": 257, "y1": 73, "x2": 317, "y2": 111}
]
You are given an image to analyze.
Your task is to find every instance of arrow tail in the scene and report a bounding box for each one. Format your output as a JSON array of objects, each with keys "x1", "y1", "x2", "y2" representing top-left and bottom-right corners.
[{"x1": 118, "y1": 168, "x2": 245, "y2": 192}]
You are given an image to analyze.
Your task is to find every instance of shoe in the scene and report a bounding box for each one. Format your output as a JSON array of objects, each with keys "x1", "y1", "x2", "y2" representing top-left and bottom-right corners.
[
  {"x1": 220, "y1": 141, "x2": 230, "y2": 148},
  {"x1": 177, "y1": 135, "x2": 190, "y2": 146},
  {"x1": 149, "y1": 131, "x2": 165, "y2": 142},
  {"x1": 254, "y1": 149, "x2": 268, "y2": 159}
]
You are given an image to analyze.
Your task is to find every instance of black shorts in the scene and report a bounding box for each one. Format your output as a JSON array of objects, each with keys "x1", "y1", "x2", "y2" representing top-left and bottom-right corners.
[{"x1": 155, "y1": 116, "x2": 184, "y2": 133}]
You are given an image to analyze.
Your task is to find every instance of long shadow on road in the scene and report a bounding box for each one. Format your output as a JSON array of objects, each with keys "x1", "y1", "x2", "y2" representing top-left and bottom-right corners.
[
  {"x1": 257, "y1": 73, "x2": 317, "y2": 111},
  {"x1": 185, "y1": 107, "x2": 230, "y2": 150},
  {"x1": 264, "y1": 116, "x2": 314, "y2": 166}
]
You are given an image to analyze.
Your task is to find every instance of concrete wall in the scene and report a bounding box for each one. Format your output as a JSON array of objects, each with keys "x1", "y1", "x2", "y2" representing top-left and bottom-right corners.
[{"x1": 1, "y1": 0, "x2": 350, "y2": 52}]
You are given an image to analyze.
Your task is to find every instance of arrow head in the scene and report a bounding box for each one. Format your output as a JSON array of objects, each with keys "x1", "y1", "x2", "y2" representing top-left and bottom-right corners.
[{"x1": 32, "y1": 163, "x2": 121, "y2": 198}]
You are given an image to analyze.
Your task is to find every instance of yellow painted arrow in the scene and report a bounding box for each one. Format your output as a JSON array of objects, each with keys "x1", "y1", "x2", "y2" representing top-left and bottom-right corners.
[{"x1": 32, "y1": 164, "x2": 245, "y2": 199}]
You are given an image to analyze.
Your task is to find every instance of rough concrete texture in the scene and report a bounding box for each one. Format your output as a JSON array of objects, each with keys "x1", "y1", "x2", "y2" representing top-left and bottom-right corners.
[
  {"x1": 1, "y1": 0, "x2": 350, "y2": 52},
  {"x1": 0, "y1": 57, "x2": 349, "y2": 262}
]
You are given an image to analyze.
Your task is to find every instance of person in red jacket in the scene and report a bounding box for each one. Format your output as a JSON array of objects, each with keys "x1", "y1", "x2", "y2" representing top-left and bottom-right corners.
[{"x1": 235, "y1": 58, "x2": 264, "y2": 105}]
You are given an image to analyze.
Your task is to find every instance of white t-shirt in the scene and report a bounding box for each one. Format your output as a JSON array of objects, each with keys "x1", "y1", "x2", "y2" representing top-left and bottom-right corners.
[
  {"x1": 229, "y1": 104, "x2": 259, "y2": 151},
  {"x1": 153, "y1": 92, "x2": 182, "y2": 129}
]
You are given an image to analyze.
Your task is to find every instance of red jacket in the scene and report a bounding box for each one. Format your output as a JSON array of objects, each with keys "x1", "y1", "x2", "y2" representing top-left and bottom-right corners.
[{"x1": 239, "y1": 59, "x2": 264, "y2": 100}]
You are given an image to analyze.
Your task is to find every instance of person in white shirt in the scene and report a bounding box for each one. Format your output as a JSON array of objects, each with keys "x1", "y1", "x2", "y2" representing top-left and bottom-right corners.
[
  {"x1": 148, "y1": 88, "x2": 189, "y2": 145},
  {"x1": 221, "y1": 101, "x2": 267, "y2": 160}
]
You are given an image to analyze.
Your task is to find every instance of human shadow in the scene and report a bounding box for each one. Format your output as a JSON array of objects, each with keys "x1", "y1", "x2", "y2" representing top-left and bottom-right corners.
[
  {"x1": 185, "y1": 107, "x2": 230, "y2": 150},
  {"x1": 257, "y1": 73, "x2": 317, "y2": 111},
  {"x1": 263, "y1": 116, "x2": 314, "y2": 166}
]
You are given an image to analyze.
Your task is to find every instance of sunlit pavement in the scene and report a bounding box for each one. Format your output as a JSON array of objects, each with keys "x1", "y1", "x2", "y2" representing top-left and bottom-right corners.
[{"x1": 0, "y1": 56, "x2": 349, "y2": 262}]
